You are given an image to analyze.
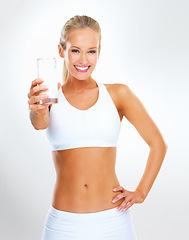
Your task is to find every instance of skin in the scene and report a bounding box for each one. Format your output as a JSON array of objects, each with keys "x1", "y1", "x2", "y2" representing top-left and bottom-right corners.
[{"x1": 28, "y1": 27, "x2": 168, "y2": 213}]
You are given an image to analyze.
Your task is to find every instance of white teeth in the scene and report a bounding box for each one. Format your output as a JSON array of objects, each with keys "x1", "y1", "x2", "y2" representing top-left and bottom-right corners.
[{"x1": 75, "y1": 65, "x2": 89, "y2": 71}]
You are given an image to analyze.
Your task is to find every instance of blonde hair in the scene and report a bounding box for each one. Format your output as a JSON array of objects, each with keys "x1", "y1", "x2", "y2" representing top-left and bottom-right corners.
[{"x1": 59, "y1": 15, "x2": 101, "y2": 83}]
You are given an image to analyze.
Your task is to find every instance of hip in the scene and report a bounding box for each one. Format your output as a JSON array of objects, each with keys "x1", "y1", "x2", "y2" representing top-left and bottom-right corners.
[{"x1": 41, "y1": 205, "x2": 137, "y2": 240}]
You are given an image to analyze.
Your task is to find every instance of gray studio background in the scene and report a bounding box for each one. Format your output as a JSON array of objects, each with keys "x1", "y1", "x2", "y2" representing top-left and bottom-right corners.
[{"x1": 0, "y1": 0, "x2": 188, "y2": 239}]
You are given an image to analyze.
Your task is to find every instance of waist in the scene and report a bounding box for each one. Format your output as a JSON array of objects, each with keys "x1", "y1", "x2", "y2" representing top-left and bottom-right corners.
[
  {"x1": 51, "y1": 147, "x2": 122, "y2": 212},
  {"x1": 52, "y1": 177, "x2": 121, "y2": 213}
]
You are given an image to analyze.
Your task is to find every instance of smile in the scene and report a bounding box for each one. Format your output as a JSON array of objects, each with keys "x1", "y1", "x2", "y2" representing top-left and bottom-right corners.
[{"x1": 74, "y1": 65, "x2": 90, "y2": 72}]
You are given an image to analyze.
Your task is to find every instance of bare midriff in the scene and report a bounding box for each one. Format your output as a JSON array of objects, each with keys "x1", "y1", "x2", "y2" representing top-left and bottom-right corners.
[{"x1": 51, "y1": 146, "x2": 123, "y2": 213}]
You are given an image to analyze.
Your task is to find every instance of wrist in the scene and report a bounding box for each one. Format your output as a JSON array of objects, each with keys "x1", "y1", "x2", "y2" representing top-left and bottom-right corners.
[{"x1": 135, "y1": 188, "x2": 148, "y2": 202}]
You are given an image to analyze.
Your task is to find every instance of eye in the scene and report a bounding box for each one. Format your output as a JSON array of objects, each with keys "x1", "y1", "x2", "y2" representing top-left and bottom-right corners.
[
  {"x1": 71, "y1": 49, "x2": 79, "y2": 53},
  {"x1": 89, "y1": 50, "x2": 96, "y2": 53}
]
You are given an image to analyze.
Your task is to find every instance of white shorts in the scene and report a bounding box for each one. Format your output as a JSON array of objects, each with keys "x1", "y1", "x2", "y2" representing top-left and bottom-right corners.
[{"x1": 41, "y1": 206, "x2": 137, "y2": 240}]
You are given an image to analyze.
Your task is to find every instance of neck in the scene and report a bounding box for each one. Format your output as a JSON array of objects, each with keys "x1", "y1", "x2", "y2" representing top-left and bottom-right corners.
[{"x1": 65, "y1": 75, "x2": 96, "y2": 92}]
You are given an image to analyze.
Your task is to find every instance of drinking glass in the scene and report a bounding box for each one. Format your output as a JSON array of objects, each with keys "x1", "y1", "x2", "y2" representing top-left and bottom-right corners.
[{"x1": 37, "y1": 58, "x2": 58, "y2": 104}]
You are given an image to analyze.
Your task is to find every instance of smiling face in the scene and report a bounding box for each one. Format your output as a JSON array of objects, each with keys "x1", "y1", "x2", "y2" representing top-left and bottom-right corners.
[{"x1": 58, "y1": 27, "x2": 100, "y2": 81}]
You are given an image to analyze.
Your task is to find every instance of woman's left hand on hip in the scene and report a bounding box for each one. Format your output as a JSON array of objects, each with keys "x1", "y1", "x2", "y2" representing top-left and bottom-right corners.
[{"x1": 112, "y1": 186, "x2": 145, "y2": 211}]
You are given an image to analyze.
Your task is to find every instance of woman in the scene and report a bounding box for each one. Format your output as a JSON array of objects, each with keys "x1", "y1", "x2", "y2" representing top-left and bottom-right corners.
[{"x1": 28, "y1": 15, "x2": 168, "y2": 240}]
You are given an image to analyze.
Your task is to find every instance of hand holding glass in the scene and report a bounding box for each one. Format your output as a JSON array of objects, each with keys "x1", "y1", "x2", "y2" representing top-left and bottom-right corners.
[{"x1": 37, "y1": 58, "x2": 58, "y2": 104}]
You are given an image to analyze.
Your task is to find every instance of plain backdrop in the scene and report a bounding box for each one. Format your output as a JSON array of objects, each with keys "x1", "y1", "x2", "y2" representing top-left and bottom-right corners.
[{"x1": 0, "y1": 0, "x2": 188, "y2": 239}]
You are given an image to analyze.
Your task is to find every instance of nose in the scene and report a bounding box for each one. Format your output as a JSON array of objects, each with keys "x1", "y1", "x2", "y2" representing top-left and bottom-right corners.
[{"x1": 79, "y1": 52, "x2": 88, "y2": 66}]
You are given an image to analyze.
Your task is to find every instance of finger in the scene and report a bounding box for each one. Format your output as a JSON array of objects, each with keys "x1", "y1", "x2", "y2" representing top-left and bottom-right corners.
[
  {"x1": 30, "y1": 78, "x2": 44, "y2": 89},
  {"x1": 116, "y1": 200, "x2": 127, "y2": 211},
  {"x1": 58, "y1": 82, "x2": 61, "y2": 90},
  {"x1": 113, "y1": 186, "x2": 124, "y2": 192},
  {"x1": 28, "y1": 94, "x2": 49, "y2": 105},
  {"x1": 116, "y1": 195, "x2": 132, "y2": 210},
  {"x1": 112, "y1": 192, "x2": 127, "y2": 203},
  {"x1": 28, "y1": 79, "x2": 46, "y2": 99},
  {"x1": 29, "y1": 84, "x2": 48, "y2": 98},
  {"x1": 123, "y1": 201, "x2": 134, "y2": 211},
  {"x1": 28, "y1": 90, "x2": 39, "y2": 99},
  {"x1": 29, "y1": 103, "x2": 49, "y2": 111},
  {"x1": 121, "y1": 197, "x2": 132, "y2": 209}
]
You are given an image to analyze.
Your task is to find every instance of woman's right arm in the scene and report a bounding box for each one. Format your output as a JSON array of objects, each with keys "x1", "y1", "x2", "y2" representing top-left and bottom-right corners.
[{"x1": 27, "y1": 78, "x2": 50, "y2": 130}]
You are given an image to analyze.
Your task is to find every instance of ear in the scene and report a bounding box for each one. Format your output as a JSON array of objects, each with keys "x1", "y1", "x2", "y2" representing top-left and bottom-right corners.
[{"x1": 58, "y1": 44, "x2": 65, "y2": 58}]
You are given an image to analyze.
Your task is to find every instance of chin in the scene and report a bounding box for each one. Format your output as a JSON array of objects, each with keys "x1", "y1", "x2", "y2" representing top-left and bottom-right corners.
[
  {"x1": 68, "y1": 74, "x2": 90, "y2": 81},
  {"x1": 71, "y1": 72, "x2": 93, "y2": 81}
]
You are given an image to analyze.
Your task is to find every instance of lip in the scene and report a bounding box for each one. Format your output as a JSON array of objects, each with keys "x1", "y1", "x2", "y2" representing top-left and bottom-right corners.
[
  {"x1": 75, "y1": 65, "x2": 89, "y2": 68},
  {"x1": 74, "y1": 65, "x2": 90, "y2": 72}
]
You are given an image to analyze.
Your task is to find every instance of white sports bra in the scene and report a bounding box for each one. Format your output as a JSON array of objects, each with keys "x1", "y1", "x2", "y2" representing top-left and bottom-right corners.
[{"x1": 46, "y1": 80, "x2": 121, "y2": 151}]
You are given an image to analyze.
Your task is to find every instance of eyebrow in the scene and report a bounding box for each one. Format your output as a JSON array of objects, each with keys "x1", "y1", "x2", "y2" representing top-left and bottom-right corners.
[{"x1": 71, "y1": 46, "x2": 98, "y2": 49}]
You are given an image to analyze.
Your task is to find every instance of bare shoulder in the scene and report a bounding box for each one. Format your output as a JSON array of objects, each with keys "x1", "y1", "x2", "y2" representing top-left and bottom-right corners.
[
  {"x1": 103, "y1": 82, "x2": 148, "y2": 122},
  {"x1": 104, "y1": 82, "x2": 130, "y2": 94},
  {"x1": 103, "y1": 82, "x2": 133, "y2": 110}
]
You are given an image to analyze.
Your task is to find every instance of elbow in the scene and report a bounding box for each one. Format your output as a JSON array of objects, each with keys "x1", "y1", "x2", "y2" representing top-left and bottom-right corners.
[
  {"x1": 160, "y1": 140, "x2": 168, "y2": 152},
  {"x1": 150, "y1": 139, "x2": 168, "y2": 152},
  {"x1": 165, "y1": 142, "x2": 168, "y2": 150},
  {"x1": 160, "y1": 140, "x2": 168, "y2": 154},
  {"x1": 33, "y1": 124, "x2": 48, "y2": 130},
  {"x1": 33, "y1": 125, "x2": 41, "y2": 130}
]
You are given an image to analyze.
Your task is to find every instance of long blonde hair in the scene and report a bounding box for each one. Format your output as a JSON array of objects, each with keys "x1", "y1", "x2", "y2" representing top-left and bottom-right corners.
[{"x1": 59, "y1": 15, "x2": 101, "y2": 83}]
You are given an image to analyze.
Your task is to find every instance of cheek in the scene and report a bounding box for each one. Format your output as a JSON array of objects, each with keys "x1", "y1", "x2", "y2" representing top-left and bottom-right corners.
[
  {"x1": 67, "y1": 52, "x2": 79, "y2": 64},
  {"x1": 89, "y1": 55, "x2": 98, "y2": 64}
]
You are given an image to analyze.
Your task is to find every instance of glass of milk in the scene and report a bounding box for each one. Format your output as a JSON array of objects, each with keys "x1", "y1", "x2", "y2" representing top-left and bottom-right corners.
[{"x1": 37, "y1": 58, "x2": 58, "y2": 104}]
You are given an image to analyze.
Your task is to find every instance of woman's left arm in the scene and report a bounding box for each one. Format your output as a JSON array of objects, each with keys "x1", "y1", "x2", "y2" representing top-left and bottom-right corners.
[{"x1": 112, "y1": 84, "x2": 168, "y2": 211}]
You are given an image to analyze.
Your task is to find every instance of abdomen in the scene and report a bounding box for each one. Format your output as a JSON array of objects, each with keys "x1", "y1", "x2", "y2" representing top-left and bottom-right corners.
[{"x1": 51, "y1": 147, "x2": 123, "y2": 213}]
